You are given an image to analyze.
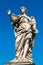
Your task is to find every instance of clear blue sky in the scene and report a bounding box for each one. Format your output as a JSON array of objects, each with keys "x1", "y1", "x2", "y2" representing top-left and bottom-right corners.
[{"x1": 0, "y1": 0, "x2": 43, "y2": 65}]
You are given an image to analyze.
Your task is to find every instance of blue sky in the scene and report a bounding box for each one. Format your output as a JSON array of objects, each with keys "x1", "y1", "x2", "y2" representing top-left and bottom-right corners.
[{"x1": 0, "y1": 0, "x2": 43, "y2": 65}]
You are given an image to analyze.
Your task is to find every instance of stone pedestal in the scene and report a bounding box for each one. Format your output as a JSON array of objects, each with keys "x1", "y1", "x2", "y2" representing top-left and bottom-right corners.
[{"x1": 5, "y1": 62, "x2": 35, "y2": 65}]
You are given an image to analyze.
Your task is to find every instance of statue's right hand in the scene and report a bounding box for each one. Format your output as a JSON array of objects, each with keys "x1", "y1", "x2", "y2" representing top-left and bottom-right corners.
[{"x1": 7, "y1": 10, "x2": 11, "y2": 15}]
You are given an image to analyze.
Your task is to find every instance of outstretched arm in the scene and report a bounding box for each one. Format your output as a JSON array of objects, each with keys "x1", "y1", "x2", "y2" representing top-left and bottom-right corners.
[{"x1": 7, "y1": 10, "x2": 19, "y2": 26}]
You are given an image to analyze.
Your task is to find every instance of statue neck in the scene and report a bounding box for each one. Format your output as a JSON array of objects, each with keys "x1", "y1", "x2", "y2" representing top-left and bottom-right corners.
[{"x1": 22, "y1": 13, "x2": 26, "y2": 15}]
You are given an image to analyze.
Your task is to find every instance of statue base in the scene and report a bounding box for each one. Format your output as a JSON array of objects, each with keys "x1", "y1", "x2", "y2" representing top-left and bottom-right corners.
[{"x1": 5, "y1": 62, "x2": 35, "y2": 65}]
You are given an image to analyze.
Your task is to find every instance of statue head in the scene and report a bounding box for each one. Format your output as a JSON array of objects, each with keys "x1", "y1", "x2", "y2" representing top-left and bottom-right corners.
[{"x1": 20, "y1": 6, "x2": 27, "y2": 14}]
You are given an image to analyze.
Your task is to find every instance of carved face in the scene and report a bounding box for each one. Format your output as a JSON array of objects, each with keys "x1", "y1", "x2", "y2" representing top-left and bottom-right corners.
[{"x1": 20, "y1": 7, "x2": 27, "y2": 14}]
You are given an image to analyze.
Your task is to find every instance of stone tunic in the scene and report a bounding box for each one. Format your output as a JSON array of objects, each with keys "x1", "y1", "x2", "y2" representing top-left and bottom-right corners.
[
  {"x1": 9, "y1": 13, "x2": 38, "y2": 62},
  {"x1": 14, "y1": 15, "x2": 32, "y2": 58}
]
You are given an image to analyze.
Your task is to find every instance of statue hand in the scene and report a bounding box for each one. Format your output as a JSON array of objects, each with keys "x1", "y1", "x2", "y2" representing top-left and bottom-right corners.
[{"x1": 7, "y1": 10, "x2": 11, "y2": 15}]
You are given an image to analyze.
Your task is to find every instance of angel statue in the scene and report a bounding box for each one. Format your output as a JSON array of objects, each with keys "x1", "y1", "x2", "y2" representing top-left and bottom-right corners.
[{"x1": 8, "y1": 7, "x2": 38, "y2": 64}]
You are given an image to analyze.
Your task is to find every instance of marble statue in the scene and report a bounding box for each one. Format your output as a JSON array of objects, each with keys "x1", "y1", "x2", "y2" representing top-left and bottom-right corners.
[{"x1": 8, "y1": 7, "x2": 38, "y2": 64}]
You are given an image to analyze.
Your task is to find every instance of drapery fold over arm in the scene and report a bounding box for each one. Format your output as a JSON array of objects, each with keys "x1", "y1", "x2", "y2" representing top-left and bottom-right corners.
[{"x1": 7, "y1": 10, "x2": 19, "y2": 25}]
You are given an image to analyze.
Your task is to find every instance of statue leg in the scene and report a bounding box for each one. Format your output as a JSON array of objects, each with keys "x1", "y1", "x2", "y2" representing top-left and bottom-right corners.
[
  {"x1": 23, "y1": 39, "x2": 29, "y2": 58},
  {"x1": 17, "y1": 33, "x2": 25, "y2": 51},
  {"x1": 22, "y1": 32, "x2": 32, "y2": 58},
  {"x1": 16, "y1": 33, "x2": 25, "y2": 58}
]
